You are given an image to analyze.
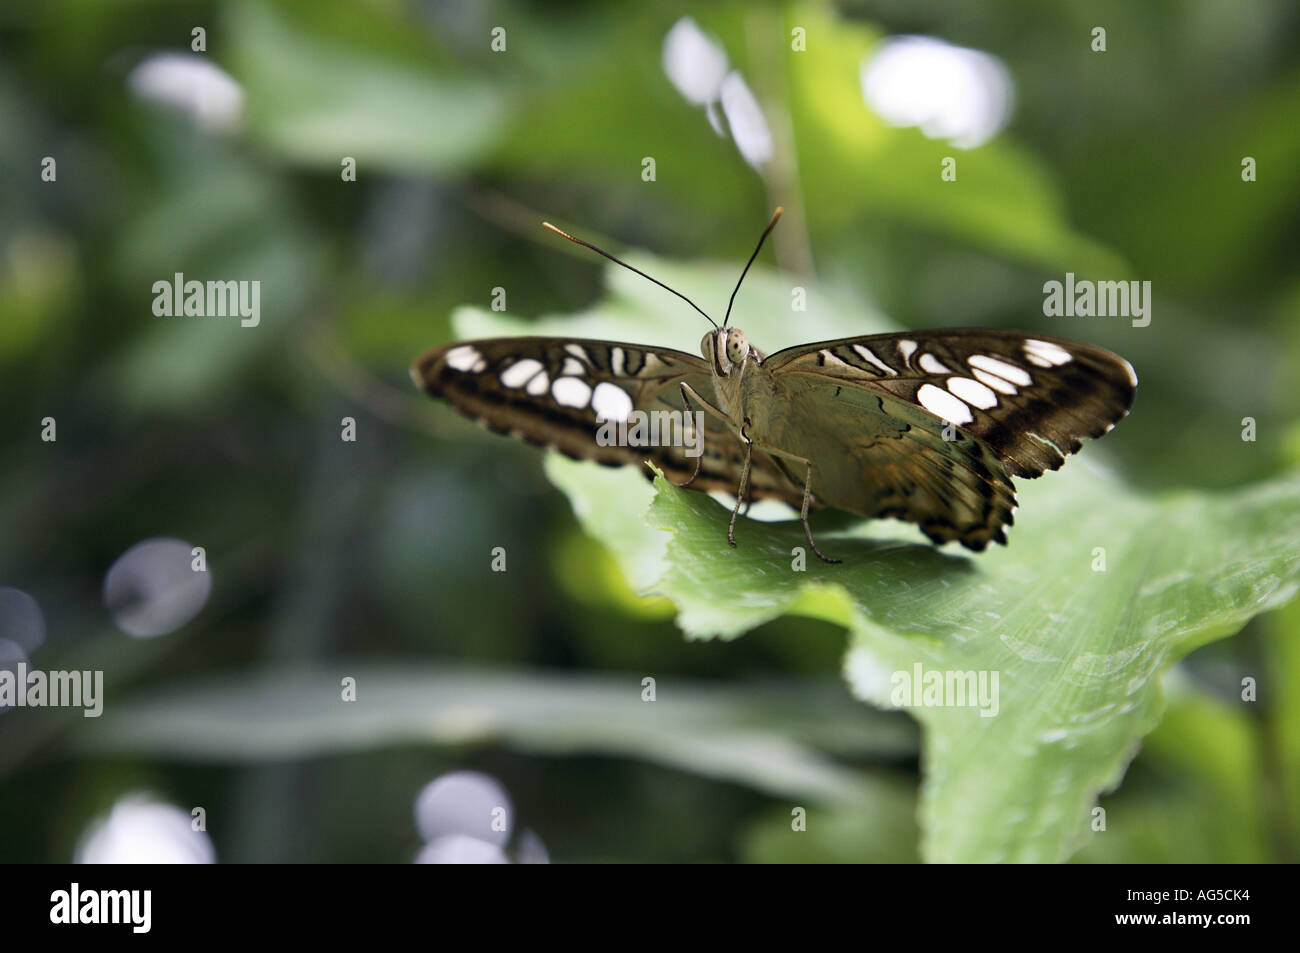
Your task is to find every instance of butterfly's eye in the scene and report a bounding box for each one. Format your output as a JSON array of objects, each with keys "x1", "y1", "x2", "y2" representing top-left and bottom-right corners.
[{"x1": 726, "y1": 331, "x2": 748, "y2": 365}]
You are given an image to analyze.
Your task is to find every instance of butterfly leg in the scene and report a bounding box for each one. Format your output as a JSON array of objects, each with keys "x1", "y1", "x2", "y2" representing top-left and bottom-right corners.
[
  {"x1": 674, "y1": 382, "x2": 705, "y2": 487},
  {"x1": 727, "y1": 419, "x2": 754, "y2": 548},
  {"x1": 795, "y1": 459, "x2": 841, "y2": 564},
  {"x1": 673, "y1": 382, "x2": 732, "y2": 488},
  {"x1": 757, "y1": 444, "x2": 841, "y2": 564}
]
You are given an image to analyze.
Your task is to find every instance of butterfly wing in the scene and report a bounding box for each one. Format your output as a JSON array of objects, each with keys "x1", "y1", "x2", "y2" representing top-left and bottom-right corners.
[
  {"x1": 761, "y1": 329, "x2": 1137, "y2": 548},
  {"x1": 411, "y1": 337, "x2": 805, "y2": 505}
]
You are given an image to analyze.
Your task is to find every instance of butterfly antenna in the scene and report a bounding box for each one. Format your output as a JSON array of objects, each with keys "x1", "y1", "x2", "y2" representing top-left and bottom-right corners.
[
  {"x1": 542, "y1": 221, "x2": 719, "y2": 330},
  {"x1": 723, "y1": 207, "x2": 783, "y2": 329}
]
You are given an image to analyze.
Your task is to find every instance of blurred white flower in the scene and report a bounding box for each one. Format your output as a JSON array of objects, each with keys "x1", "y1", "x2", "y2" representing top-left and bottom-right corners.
[
  {"x1": 127, "y1": 52, "x2": 244, "y2": 133},
  {"x1": 663, "y1": 19, "x2": 774, "y2": 171},
  {"x1": 104, "y1": 537, "x2": 211, "y2": 639},
  {"x1": 861, "y1": 36, "x2": 1014, "y2": 148},
  {"x1": 662, "y1": 17, "x2": 728, "y2": 106},
  {"x1": 719, "y1": 71, "x2": 773, "y2": 168},
  {"x1": 414, "y1": 770, "x2": 512, "y2": 846},
  {"x1": 415, "y1": 835, "x2": 509, "y2": 865},
  {"x1": 412, "y1": 770, "x2": 550, "y2": 863},
  {"x1": 76, "y1": 794, "x2": 215, "y2": 864}
]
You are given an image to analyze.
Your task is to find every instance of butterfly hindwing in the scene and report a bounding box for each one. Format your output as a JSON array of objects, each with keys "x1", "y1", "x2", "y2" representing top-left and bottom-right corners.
[
  {"x1": 411, "y1": 337, "x2": 806, "y2": 505},
  {"x1": 755, "y1": 374, "x2": 1019, "y2": 549}
]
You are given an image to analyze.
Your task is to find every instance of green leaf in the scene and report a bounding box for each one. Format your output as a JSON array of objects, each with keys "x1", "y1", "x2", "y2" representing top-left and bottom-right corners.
[
  {"x1": 449, "y1": 254, "x2": 1300, "y2": 862},
  {"x1": 553, "y1": 445, "x2": 1300, "y2": 863}
]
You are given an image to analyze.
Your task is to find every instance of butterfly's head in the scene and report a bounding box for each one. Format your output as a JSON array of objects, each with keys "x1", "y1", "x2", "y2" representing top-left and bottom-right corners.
[{"x1": 702, "y1": 327, "x2": 755, "y2": 376}]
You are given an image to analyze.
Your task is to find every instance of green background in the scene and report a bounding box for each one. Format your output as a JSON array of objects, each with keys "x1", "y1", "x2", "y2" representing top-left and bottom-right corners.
[{"x1": 1, "y1": 0, "x2": 1297, "y2": 862}]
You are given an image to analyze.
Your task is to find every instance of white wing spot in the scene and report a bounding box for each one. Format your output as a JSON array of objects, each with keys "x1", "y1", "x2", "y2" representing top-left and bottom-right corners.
[
  {"x1": 564, "y1": 343, "x2": 593, "y2": 364},
  {"x1": 821, "y1": 348, "x2": 851, "y2": 368},
  {"x1": 552, "y1": 377, "x2": 592, "y2": 408},
  {"x1": 897, "y1": 339, "x2": 918, "y2": 363},
  {"x1": 525, "y1": 371, "x2": 550, "y2": 396},
  {"x1": 500, "y1": 358, "x2": 544, "y2": 389},
  {"x1": 972, "y1": 367, "x2": 1017, "y2": 395},
  {"x1": 917, "y1": 383, "x2": 973, "y2": 425},
  {"x1": 642, "y1": 353, "x2": 666, "y2": 372},
  {"x1": 611, "y1": 347, "x2": 626, "y2": 376},
  {"x1": 446, "y1": 346, "x2": 487, "y2": 373},
  {"x1": 918, "y1": 352, "x2": 950, "y2": 374},
  {"x1": 1023, "y1": 339, "x2": 1073, "y2": 367},
  {"x1": 850, "y1": 344, "x2": 897, "y2": 375},
  {"x1": 591, "y1": 382, "x2": 634, "y2": 422},
  {"x1": 562, "y1": 357, "x2": 586, "y2": 376},
  {"x1": 947, "y1": 376, "x2": 998, "y2": 410},
  {"x1": 969, "y1": 354, "x2": 1032, "y2": 386},
  {"x1": 1121, "y1": 359, "x2": 1138, "y2": 386}
]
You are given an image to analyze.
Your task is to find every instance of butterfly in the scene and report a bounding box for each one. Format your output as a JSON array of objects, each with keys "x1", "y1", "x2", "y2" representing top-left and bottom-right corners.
[{"x1": 412, "y1": 209, "x2": 1137, "y2": 563}]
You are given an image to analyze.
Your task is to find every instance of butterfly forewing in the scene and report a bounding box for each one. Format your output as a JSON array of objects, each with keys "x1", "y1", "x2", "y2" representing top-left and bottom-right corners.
[{"x1": 411, "y1": 337, "x2": 806, "y2": 505}]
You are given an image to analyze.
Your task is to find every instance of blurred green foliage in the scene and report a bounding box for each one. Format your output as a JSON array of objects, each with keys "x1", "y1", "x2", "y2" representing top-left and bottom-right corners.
[{"x1": 1, "y1": 0, "x2": 1297, "y2": 862}]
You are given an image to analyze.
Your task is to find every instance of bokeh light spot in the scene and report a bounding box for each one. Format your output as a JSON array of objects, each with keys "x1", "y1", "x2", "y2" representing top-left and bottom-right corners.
[
  {"x1": 662, "y1": 17, "x2": 728, "y2": 106},
  {"x1": 75, "y1": 794, "x2": 215, "y2": 864},
  {"x1": 861, "y1": 36, "x2": 1014, "y2": 149},
  {"x1": 414, "y1": 770, "x2": 513, "y2": 847},
  {"x1": 104, "y1": 538, "x2": 211, "y2": 639},
  {"x1": 127, "y1": 52, "x2": 244, "y2": 133}
]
